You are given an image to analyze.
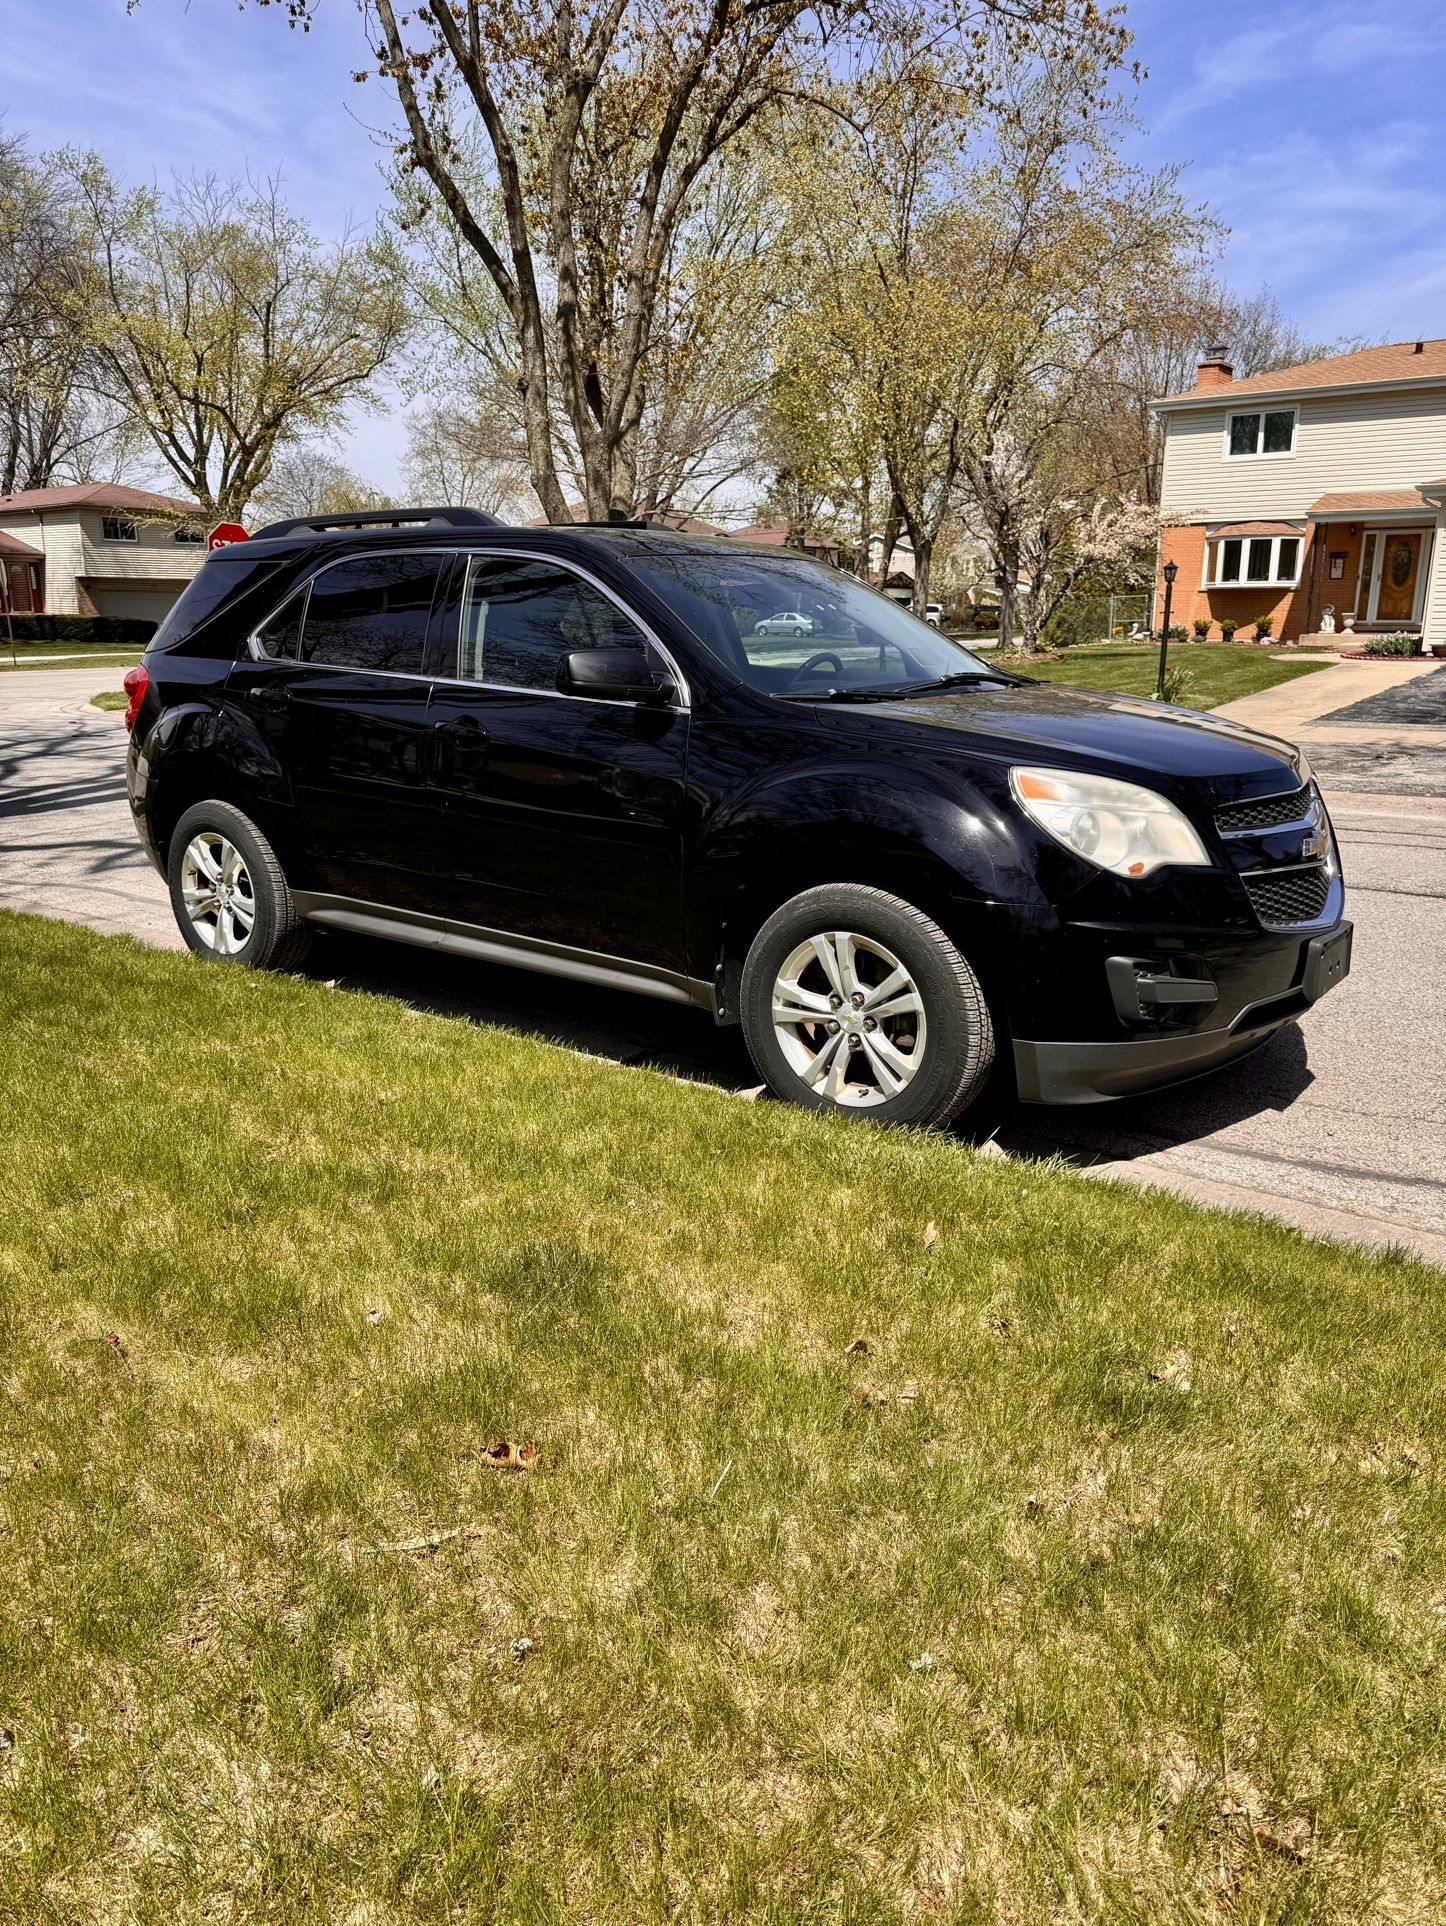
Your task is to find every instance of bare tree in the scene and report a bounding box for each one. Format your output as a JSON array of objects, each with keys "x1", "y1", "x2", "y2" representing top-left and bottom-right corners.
[
  {"x1": 228, "y1": 0, "x2": 1131, "y2": 522},
  {"x1": 402, "y1": 401, "x2": 528, "y2": 516},
  {"x1": 60, "y1": 160, "x2": 409, "y2": 521},
  {"x1": 250, "y1": 445, "x2": 395, "y2": 523}
]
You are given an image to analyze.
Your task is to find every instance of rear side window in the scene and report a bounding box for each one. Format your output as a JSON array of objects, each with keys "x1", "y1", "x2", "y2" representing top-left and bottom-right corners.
[
  {"x1": 458, "y1": 556, "x2": 650, "y2": 691},
  {"x1": 299, "y1": 553, "x2": 444, "y2": 674},
  {"x1": 148, "y1": 552, "x2": 282, "y2": 652}
]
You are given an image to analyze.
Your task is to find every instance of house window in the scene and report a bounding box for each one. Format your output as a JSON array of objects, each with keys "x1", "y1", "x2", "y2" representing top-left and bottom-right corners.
[
  {"x1": 101, "y1": 516, "x2": 139, "y2": 542},
  {"x1": 1225, "y1": 408, "x2": 1297, "y2": 458},
  {"x1": 172, "y1": 526, "x2": 205, "y2": 545},
  {"x1": 1210, "y1": 534, "x2": 1302, "y2": 587}
]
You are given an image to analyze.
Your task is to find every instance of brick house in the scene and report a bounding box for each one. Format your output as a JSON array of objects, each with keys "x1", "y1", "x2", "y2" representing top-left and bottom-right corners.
[
  {"x1": 1154, "y1": 340, "x2": 1446, "y2": 653},
  {"x1": 0, "y1": 482, "x2": 207, "y2": 624}
]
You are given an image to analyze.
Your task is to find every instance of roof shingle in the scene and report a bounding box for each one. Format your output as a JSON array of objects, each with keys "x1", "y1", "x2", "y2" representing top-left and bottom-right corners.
[
  {"x1": 1158, "y1": 338, "x2": 1446, "y2": 408},
  {"x1": 0, "y1": 481, "x2": 202, "y2": 517}
]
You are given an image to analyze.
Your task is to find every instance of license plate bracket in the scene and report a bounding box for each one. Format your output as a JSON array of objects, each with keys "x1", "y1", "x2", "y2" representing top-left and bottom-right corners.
[{"x1": 1303, "y1": 923, "x2": 1352, "y2": 1003}]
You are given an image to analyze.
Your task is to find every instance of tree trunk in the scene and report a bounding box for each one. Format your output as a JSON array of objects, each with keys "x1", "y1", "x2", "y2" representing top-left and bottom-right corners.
[{"x1": 910, "y1": 535, "x2": 933, "y2": 616}]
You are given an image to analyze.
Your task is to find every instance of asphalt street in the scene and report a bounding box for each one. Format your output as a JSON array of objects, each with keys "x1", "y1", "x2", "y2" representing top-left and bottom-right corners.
[{"x1": 3, "y1": 664, "x2": 1444, "y2": 1264}]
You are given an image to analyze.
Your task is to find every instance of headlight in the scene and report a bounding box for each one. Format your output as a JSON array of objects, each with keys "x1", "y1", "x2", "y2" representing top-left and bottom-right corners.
[{"x1": 1010, "y1": 766, "x2": 1210, "y2": 879}]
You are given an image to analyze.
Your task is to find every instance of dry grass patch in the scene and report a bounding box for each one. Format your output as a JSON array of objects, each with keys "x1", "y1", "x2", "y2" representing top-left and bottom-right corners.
[{"x1": 1, "y1": 909, "x2": 1444, "y2": 1923}]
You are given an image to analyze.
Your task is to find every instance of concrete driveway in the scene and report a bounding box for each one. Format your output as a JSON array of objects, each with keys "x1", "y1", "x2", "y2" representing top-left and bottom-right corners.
[{"x1": 3, "y1": 663, "x2": 1444, "y2": 1265}]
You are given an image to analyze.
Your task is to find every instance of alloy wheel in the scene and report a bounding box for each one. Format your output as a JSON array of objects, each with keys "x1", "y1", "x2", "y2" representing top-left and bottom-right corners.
[
  {"x1": 770, "y1": 929, "x2": 928, "y2": 1105},
  {"x1": 180, "y1": 831, "x2": 257, "y2": 956}
]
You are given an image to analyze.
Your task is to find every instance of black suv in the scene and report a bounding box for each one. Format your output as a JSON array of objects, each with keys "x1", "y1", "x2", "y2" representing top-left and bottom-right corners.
[{"x1": 125, "y1": 506, "x2": 1351, "y2": 1129}]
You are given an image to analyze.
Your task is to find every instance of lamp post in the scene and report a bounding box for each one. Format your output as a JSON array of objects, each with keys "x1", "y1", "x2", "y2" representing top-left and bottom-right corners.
[{"x1": 1155, "y1": 559, "x2": 1179, "y2": 699}]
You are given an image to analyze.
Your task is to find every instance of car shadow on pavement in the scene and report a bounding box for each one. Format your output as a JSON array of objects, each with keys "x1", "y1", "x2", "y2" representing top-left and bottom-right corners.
[
  {"x1": 303, "y1": 928, "x2": 1316, "y2": 1161},
  {"x1": 987, "y1": 1021, "x2": 1316, "y2": 1166}
]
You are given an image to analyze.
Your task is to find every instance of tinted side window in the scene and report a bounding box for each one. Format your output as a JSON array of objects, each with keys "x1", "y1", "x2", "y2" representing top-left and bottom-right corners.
[
  {"x1": 149, "y1": 553, "x2": 282, "y2": 651},
  {"x1": 459, "y1": 557, "x2": 649, "y2": 691},
  {"x1": 299, "y1": 553, "x2": 444, "y2": 674},
  {"x1": 254, "y1": 590, "x2": 305, "y2": 660}
]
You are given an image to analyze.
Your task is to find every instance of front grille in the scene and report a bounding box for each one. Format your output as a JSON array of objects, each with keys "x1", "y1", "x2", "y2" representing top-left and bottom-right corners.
[
  {"x1": 1216, "y1": 785, "x2": 1311, "y2": 833},
  {"x1": 1243, "y1": 864, "x2": 1331, "y2": 929}
]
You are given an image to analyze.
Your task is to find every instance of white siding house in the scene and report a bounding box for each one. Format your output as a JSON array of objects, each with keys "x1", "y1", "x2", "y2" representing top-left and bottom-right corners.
[
  {"x1": 1154, "y1": 340, "x2": 1446, "y2": 653},
  {"x1": 0, "y1": 483, "x2": 207, "y2": 624}
]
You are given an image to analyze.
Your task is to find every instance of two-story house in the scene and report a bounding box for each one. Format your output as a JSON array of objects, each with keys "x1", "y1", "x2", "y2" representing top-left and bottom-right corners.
[
  {"x1": 1155, "y1": 339, "x2": 1446, "y2": 654},
  {"x1": 0, "y1": 482, "x2": 207, "y2": 625}
]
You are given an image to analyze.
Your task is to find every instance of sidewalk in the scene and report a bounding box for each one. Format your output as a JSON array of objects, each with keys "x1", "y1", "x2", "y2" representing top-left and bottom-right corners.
[{"x1": 1216, "y1": 656, "x2": 1446, "y2": 794}]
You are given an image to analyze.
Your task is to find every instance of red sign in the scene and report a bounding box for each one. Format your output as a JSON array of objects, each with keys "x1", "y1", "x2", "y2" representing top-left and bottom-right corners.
[{"x1": 208, "y1": 522, "x2": 249, "y2": 552}]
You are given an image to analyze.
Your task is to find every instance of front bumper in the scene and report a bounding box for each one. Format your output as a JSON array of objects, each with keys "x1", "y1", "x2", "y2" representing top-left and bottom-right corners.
[{"x1": 1013, "y1": 922, "x2": 1352, "y2": 1104}]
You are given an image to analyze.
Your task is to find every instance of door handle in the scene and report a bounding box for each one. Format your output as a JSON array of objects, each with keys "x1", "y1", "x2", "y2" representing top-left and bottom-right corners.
[
  {"x1": 432, "y1": 714, "x2": 489, "y2": 741},
  {"x1": 250, "y1": 683, "x2": 292, "y2": 712}
]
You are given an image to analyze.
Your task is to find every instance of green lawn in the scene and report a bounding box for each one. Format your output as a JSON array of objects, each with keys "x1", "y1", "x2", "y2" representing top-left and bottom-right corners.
[
  {"x1": 996, "y1": 644, "x2": 1331, "y2": 710},
  {"x1": 1, "y1": 651, "x2": 143, "y2": 673},
  {"x1": 88, "y1": 689, "x2": 130, "y2": 711},
  {"x1": 2, "y1": 911, "x2": 1443, "y2": 1923}
]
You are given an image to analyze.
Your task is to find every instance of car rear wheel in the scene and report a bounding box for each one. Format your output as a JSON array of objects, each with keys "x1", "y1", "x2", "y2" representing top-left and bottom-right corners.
[
  {"x1": 167, "y1": 799, "x2": 312, "y2": 971},
  {"x1": 740, "y1": 883, "x2": 994, "y2": 1129}
]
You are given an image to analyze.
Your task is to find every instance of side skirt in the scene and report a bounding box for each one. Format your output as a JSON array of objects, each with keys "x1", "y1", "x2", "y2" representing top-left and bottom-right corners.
[{"x1": 291, "y1": 892, "x2": 716, "y2": 1013}]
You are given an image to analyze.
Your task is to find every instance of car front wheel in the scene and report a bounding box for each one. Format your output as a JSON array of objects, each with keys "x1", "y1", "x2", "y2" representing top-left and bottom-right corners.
[
  {"x1": 166, "y1": 799, "x2": 312, "y2": 971},
  {"x1": 739, "y1": 883, "x2": 995, "y2": 1129}
]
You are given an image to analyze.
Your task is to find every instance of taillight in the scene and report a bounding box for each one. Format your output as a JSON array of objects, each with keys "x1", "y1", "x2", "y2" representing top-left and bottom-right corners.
[{"x1": 122, "y1": 663, "x2": 150, "y2": 734}]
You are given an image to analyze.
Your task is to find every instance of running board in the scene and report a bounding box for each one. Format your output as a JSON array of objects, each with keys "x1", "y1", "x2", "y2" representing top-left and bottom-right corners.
[{"x1": 291, "y1": 892, "x2": 715, "y2": 1012}]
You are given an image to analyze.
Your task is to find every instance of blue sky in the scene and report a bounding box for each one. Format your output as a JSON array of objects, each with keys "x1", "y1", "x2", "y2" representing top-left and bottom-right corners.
[{"x1": 3, "y1": 0, "x2": 1444, "y2": 493}]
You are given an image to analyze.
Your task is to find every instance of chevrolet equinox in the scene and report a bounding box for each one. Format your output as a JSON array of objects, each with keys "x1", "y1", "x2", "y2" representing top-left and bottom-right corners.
[{"x1": 124, "y1": 507, "x2": 1351, "y2": 1129}]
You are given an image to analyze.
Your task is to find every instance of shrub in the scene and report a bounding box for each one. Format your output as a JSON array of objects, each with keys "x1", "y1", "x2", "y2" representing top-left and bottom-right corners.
[
  {"x1": 1161, "y1": 665, "x2": 1196, "y2": 706},
  {"x1": 1219, "y1": 617, "x2": 1239, "y2": 641},
  {"x1": 4, "y1": 612, "x2": 157, "y2": 648},
  {"x1": 1192, "y1": 618, "x2": 1211, "y2": 640},
  {"x1": 1155, "y1": 622, "x2": 1187, "y2": 643},
  {"x1": 1254, "y1": 614, "x2": 1275, "y2": 640},
  {"x1": 1362, "y1": 631, "x2": 1424, "y2": 658}
]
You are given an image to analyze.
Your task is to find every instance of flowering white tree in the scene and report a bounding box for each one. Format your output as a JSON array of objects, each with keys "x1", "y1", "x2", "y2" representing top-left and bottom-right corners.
[{"x1": 967, "y1": 429, "x2": 1166, "y2": 652}]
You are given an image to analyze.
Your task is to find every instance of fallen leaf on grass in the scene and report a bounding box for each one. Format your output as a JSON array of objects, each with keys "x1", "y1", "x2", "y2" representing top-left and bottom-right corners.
[
  {"x1": 854, "y1": 1379, "x2": 920, "y2": 1409},
  {"x1": 1149, "y1": 1350, "x2": 1193, "y2": 1394},
  {"x1": 845, "y1": 1337, "x2": 872, "y2": 1357},
  {"x1": 922, "y1": 1221, "x2": 938, "y2": 1253},
  {"x1": 511, "y1": 1635, "x2": 539, "y2": 1663},
  {"x1": 1253, "y1": 1815, "x2": 1313, "y2": 1863},
  {"x1": 908, "y1": 1652, "x2": 935, "y2": 1672},
  {"x1": 482, "y1": 1440, "x2": 538, "y2": 1473},
  {"x1": 366, "y1": 1308, "x2": 383, "y2": 1326}
]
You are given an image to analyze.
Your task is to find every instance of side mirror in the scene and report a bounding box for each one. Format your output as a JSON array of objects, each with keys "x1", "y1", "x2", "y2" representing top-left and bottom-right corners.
[{"x1": 557, "y1": 645, "x2": 674, "y2": 704}]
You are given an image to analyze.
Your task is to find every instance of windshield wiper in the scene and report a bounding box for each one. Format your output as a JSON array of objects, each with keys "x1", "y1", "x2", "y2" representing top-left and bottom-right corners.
[{"x1": 891, "y1": 671, "x2": 1011, "y2": 694}]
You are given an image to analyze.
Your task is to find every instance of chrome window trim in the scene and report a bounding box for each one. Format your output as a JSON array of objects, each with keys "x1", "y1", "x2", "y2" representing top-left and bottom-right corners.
[
  {"x1": 242, "y1": 543, "x2": 690, "y2": 707},
  {"x1": 454, "y1": 547, "x2": 691, "y2": 709},
  {"x1": 248, "y1": 579, "x2": 312, "y2": 662}
]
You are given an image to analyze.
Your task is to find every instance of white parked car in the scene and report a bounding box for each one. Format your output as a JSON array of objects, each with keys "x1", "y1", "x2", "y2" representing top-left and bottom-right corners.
[
  {"x1": 753, "y1": 610, "x2": 815, "y2": 638},
  {"x1": 925, "y1": 603, "x2": 943, "y2": 628}
]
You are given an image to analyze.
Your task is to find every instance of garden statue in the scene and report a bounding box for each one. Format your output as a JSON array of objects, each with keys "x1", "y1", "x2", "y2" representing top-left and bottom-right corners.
[{"x1": 1320, "y1": 604, "x2": 1336, "y2": 634}]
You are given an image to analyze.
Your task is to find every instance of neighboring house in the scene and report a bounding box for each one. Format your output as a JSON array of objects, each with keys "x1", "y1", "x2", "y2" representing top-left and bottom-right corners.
[
  {"x1": 730, "y1": 521, "x2": 855, "y2": 570},
  {"x1": 0, "y1": 483, "x2": 207, "y2": 624},
  {"x1": 1154, "y1": 340, "x2": 1446, "y2": 652}
]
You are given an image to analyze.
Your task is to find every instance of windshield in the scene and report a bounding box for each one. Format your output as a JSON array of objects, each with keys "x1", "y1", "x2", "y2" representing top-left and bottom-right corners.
[{"x1": 628, "y1": 549, "x2": 996, "y2": 696}]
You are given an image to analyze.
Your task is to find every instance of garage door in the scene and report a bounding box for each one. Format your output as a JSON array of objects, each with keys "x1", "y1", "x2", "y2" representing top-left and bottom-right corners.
[{"x1": 89, "y1": 586, "x2": 185, "y2": 624}]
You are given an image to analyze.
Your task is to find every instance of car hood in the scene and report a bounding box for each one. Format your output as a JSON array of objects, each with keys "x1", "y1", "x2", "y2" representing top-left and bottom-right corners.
[{"x1": 831, "y1": 679, "x2": 1306, "y2": 801}]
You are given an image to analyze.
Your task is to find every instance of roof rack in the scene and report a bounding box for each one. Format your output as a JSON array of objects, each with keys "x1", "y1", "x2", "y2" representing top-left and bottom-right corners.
[
  {"x1": 250, "y1": 505, "x2": 505, "y2": 541},
  {"x1": 552, "y1": 518, "x2": 688, "y2": 532}
]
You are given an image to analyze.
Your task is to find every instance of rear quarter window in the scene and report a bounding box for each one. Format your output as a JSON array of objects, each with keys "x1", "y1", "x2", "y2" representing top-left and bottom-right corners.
[{"x1": 147, "y1": 552, "x2": 283, "y2": 653}]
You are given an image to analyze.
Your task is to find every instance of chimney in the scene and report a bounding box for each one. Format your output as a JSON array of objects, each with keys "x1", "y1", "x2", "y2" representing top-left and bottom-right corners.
[{"x1": 1196, "y1": 344, "x2": 1235, "y2": 392}]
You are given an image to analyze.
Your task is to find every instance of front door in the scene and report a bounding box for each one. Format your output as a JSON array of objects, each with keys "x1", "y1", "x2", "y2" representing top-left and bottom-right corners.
[
  {"x1": 424, "y1": 552, "x2": 691, "y2": 975},
  {"x1": 1373, "y1": 531, "x2": 1424, "y2": 623}
]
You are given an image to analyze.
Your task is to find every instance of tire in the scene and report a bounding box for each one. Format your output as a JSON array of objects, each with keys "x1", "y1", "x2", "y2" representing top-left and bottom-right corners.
[
  {"x1": 740, "y1": 884, "x2": 995, "y2": 1129},
  {"x1": 166, "y1": 799, "x2": 313, "y2": 971}
]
